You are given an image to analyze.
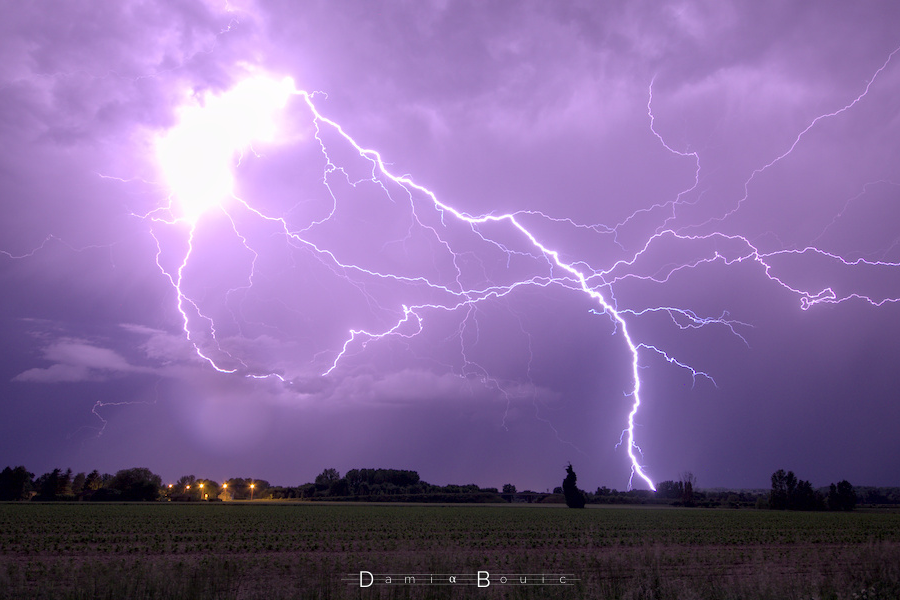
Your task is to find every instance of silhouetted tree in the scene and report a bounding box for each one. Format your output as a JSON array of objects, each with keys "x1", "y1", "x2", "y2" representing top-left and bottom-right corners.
[
  {"x1": 84, "y1": 470, "x2": 103, "y2": 491},
  {"x1": 769, "y1": 469, "x2": 823, "y2": 510},
  {"x1": 345, "y1": 469, "x2": 362, "y2": 494},
  {"x1": 298, "y1": 483, "x2": 317, "y2": 498},
  {"x1": 770, "y1": 469, "x2": 790, "y2": 510},
  {"x1": 656, "y1": 480, "x2": 684, "y2": 500},
  {"x1": 594, "y1": 486, "x2": 611, "y2": 497},
  {"x1": 329, "y1": 478, "x2": 350, "y2": 497},
  {"x1": 858, "y1": 487, "x2": 900, "y2": 505},
  {"x1": 34, "y1": 468, "x2": 73, "y2": 500},
  {"x1": 71, "y1": 472, "x2": 86, "y2": 497},
  {"x1": 315, "y1": 468, "x2": 340, "y2": 492},
  {"x1": 828, "y1": 480, "x2": 857, "y2": 511},
  {"x1": 680, "y1": 471, "x2": 697, "y2": 506},
  {"x1": 110, "y1": 468, "x2": 162, "y2": 501},
  {"x1": 59, "y1": 468, "x2": 73, "y2": 497},
  {"x1": 794, "y1": 478, "x2": 823, "y2": 510},
  {"x1": 785, "y1": 471, "x2": 798, "y2": 508},
  {"x1": 0, "y1": 466, "x2": 34, "y2": 500},
  {"x1": 562, "y1": 463, "x2": 586, "y2": 508},
  {"x1": 343, "y1": 468, "x2": 420, "y2": 492},
  {"x1": 79, "y1": 470, "x2": 110, "y2": 501},
  {"x1": 501, "y1": 483, "x2": 517, "y2": 502}
]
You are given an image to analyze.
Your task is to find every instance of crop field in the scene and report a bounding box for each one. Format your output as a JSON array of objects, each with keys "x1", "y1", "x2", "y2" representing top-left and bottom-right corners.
[{"x1": 0, "y1": 503, "x2": 898, "y2": 599}]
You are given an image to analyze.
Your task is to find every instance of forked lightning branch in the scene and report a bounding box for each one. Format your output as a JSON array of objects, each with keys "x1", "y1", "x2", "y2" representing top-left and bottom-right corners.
[{"x1": 149, "y1": 43, "x2": 900, "y2": 490}]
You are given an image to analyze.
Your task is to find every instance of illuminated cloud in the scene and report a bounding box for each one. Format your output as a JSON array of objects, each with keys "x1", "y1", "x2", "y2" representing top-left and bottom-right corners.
[
  {"x1": 13, "y1": 339, "x2": 142, "y2": 383},
  {"x1": 155, "y1": 76, "x2": 296, "y2": 223}
]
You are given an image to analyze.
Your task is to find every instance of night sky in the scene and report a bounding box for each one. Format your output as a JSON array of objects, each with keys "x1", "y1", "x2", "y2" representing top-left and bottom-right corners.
[{"x1": 2, "y1": 1, "x2": 899, "y2": 492}]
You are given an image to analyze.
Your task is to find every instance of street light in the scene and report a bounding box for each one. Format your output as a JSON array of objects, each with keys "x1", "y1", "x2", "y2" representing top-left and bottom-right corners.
[
  {"x1": 222, "y1": 482, "x2": 227, "y2": 501},
  {"x1": 250, "y1": 483, "x2": 255, "y2": 501}
]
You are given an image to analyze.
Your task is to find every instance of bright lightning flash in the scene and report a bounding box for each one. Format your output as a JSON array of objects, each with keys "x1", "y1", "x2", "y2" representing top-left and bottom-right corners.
[
  {"x1": 155, "y1": 76, "x2": 295, "y2": 224},
  {"x1": 143, "y1": 47, "x2": 900, "y2": 490}
]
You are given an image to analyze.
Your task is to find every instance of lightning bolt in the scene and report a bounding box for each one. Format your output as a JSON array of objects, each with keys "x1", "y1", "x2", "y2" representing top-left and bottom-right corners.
[
  {"x1": 7, "y1": 41, "x2": 898, "y2": 490},
  {"x1": 146, "y1": 42, "x2": 900, "y2": 489},
  {"x1": 147, "y1": 77, "x2": 673, "y2": 489}
]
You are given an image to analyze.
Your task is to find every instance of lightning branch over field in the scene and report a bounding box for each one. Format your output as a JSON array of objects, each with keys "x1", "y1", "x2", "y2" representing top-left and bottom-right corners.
[{"x1": 135, "y1": 42, "x2": 900, "y2": 489}]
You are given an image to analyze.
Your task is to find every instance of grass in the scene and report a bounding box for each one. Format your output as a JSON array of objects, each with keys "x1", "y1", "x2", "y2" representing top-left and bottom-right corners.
[{"x1": 0, "y1": 502, "x2": 898, "y2": 599}]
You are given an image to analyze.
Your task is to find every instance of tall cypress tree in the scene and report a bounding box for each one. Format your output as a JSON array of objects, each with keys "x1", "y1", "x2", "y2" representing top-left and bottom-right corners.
[{"x1": 563, "y1": 463, "x2": 586, "y2": 508}]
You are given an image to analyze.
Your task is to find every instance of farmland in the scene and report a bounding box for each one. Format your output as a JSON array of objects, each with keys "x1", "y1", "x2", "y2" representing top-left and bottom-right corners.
[{"x1": 0, "y1": 503, "x2": 898, "y2": 599}]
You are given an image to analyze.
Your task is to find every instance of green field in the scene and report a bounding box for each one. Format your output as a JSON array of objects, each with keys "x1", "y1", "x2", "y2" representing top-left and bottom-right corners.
[{"x1": 0, "y1": 503, "x2": 898, "y2": 599}]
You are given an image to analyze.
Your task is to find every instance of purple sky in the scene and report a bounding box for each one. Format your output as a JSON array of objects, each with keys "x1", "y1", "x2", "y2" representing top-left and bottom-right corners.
[{"x1": 2, "y1": 1, "x2": 899, "y2": 492}]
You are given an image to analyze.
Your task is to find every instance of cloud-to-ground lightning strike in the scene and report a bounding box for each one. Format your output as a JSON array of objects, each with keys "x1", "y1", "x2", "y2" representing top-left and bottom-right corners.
[
  {"x1": 140, "y1": 38, "x2": 900, "y2": 489},
  {"x1": 150, "y1": 76, "x2": 667, "y2": 489}
]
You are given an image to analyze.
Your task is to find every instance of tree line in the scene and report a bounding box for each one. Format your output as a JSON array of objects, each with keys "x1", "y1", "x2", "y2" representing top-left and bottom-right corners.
[
  {"x1": 267, "y1": 468, "x2": 505, "y2": 502},
  {"x1": 558, "y1": 465, "x2": 892, "y2": 510},
  {"x1": 2, "y1": 463, "x2": 896, "y2": 507},
  {"x1": 0, "y1": 466, "x2": 162, "y2": 502},
  {"x1": 0, "y1": 465, "x2": 505, "y2": 503},
  {"x1": 761, "y1": 469, "x2": 857, "y2": 511}
]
